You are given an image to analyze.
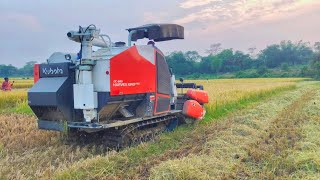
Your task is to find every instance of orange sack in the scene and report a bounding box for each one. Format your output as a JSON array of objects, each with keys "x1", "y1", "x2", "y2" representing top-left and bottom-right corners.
[
  {"x1": 186, "y1": 89, "x2": 209, "y2": 104},
  {"x1": 182, "y1": 100, "x2": 205, "y2": 119}
]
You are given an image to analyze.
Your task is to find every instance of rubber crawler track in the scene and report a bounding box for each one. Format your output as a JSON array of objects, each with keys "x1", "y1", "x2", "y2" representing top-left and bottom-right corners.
[{"x1": 65, "y1": 115, "x2": 180, "y2": 149}]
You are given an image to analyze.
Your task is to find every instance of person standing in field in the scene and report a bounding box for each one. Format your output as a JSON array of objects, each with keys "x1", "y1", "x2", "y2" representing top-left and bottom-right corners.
[{"x1": 1, "y1": 77, "x2": 14, "y2": 91}]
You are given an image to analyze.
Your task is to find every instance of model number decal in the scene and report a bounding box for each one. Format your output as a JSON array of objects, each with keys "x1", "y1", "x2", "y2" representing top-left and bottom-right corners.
[{"x1": 113, "y1": 80, "x2": 141, "y2": 87}]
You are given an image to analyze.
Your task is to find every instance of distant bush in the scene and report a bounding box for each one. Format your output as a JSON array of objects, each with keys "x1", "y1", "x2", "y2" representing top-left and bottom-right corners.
[
  {"x1": 235, "y1": 70, "x2": 259, "y2": 78},
  {"x1": 281, "y1": 63, "x2": 290, "y2": 71}
]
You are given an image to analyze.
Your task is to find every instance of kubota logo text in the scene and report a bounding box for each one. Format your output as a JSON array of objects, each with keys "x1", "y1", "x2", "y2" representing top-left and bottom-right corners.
[{"x1": 42, "y1": 67, "x2": 63, "y2": 75}]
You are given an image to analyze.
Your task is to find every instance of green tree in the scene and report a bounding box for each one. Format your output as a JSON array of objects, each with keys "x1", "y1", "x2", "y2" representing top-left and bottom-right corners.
[
  {"x1": 258, "y1": 44, "x2": 282, "y2": 68},
  {"x1": 200, "y1": 55, "x2": 222, "y2": 74},
  {"x1": 259, "y1": 40, "x2": 313, "y2": 68},
  {"x1": 233, "y1": 51, "x2": 252, "y2": 70},
  {"x1": 257, "y1": 65, "x2": 268, "y2": 75},
  {"x1": 211, "y1": 56, "x2": 222, "y2": 74},
  {"x1": 216, "y1": 49, "x2": 232, "y2": 72},
  {"x1": 166, "y1": 51, "x2": 196, "y2": 76},
  {"x1": 185, "y1": 51, "x2": 201, "y2": 62},
  {"x1": 310, "y1": 52, "x2": 320, "y2": 79},
  {"x1": 20, "y1": 61, "x2": 37, "y2": 76},
  {"x1": 281, "y1": 63, "x2": 289, "y2": 71},
  {"x1": 0, "y1": 64, "x2": 18, "y2": 77},
  {"x1": 300, "y1": 65, "x2": 310, "y2": 77}
]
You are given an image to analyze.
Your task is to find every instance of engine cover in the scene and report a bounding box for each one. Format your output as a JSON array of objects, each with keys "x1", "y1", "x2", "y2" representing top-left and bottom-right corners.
[{"x1": 110, "y1": 46, "x2": 156, "y2": 96}]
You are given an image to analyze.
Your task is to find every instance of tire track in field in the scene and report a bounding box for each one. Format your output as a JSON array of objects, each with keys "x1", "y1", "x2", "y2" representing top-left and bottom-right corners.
[
  {"x1": 228, "y1": 88, "x2": 316, "y2": 179},
  {"x1": 138, "y1": 87, "x2": 314, "y2": 179}
]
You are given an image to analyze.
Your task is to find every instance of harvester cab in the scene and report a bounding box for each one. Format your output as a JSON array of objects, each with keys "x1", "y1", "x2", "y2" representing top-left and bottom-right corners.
[{"x1": 28, "y1": 24, "x2": 209, "y2": 147}]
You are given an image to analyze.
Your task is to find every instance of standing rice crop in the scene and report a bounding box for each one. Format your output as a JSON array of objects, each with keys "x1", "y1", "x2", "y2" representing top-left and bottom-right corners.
[{"x1": 0, "y1": 89, "x2": 31, "y2": 114}]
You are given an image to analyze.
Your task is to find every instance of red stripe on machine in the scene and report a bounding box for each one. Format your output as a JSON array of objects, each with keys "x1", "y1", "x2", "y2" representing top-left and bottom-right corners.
[{"x1": 34, "y1": 64, "x2": 40, "y2": 83}]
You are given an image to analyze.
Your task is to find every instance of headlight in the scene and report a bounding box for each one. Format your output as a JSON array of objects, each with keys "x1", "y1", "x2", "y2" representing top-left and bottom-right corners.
[{"x1": 65, "y1": 54, "x2": 72, "y2": 60}]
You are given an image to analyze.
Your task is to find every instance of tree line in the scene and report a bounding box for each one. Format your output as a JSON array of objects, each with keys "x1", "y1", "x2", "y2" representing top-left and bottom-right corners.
[
  {"x1": 166, "y1": 41, "x2": 320, "y2": 79},
  {"x1": 0, "y1": 61, "x2": 36, "y2": 78},
  {"x1": 1, "y1": 41, "x2": 320, "y2": 79}
]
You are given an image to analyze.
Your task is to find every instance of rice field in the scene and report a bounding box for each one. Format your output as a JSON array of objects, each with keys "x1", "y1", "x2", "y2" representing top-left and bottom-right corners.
[
  {"x1": 9, "y1": 78, "x2": 33, "y2": 89},
  {"x1": 0, "y1": 78, "x2": 317, "y2": 179},
  {"x1": 187, "y1": 78, "x2": 302, "y2": 120},
  {"x1": 0, "y1": 89, "x2": 31, "y2": 114},
  {"x1": 188, "y1": 78, "x2": 303, "y2": 105}
]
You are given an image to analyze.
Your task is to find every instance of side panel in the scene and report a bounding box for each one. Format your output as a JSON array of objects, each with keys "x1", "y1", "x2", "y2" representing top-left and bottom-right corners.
[
  {"x1": 92, "y1": 60, "x2": 110, "y2": 92},
  {"x1": 73, "y1": 84, "x2": 98, "y2": 109},
  {"x1": 155, "y1": 95, "x2": 170, "y2": 113},
  {"x1": 156, "y1": 52, "x2": 171, "y2": 95},
  {"x1": 110, "y1": 46, "x2": 156, "y2": 96},
  {"x1": 154, "y1": 51, "x2": 171, "y2": 114},
  {"x1": 28, "y1": 77, "x2": 67, "y2": 106}
]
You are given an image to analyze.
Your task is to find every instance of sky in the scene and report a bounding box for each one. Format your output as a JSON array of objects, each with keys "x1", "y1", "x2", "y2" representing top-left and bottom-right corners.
[{"x1": 1, "y1": 0, "x2": 320, "y2": 67}]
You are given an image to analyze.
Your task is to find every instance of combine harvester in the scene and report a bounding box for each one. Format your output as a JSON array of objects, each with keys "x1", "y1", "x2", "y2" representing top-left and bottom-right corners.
[{"x1": 28, "y1": 24, "x2": 209, "y2": 147}]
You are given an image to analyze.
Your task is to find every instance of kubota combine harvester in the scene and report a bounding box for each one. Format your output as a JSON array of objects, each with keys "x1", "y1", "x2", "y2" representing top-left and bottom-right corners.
[{"x1": 28, "y1": 24, "x2": 209, "y2": 147}]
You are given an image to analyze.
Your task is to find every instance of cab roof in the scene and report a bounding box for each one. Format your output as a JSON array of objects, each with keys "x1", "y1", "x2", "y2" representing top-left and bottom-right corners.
[{"x1": 127, "y1": 24, "x2": 184, "y2": 42}]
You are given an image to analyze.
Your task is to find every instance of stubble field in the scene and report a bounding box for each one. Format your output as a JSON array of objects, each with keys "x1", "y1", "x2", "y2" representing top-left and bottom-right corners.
[{"x1": 1, "y1": 78, "x2": 320, "y2": 179}]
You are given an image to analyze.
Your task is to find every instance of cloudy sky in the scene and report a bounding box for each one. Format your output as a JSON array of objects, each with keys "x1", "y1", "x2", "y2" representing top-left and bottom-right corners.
[{"x1": 1, "y1": 0, "x2": 320, "y2": 67}]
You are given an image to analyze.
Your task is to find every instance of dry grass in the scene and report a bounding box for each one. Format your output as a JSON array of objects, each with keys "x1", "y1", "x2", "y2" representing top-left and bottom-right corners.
[
  {"x1": 189, "y1": 78, "x2": 301, "y2": 120},
  {"x1": 13, "y1": 83, "x2": 33, "y2": 89},
  {"x1": 189, "y1": 78, "x2": 304, "y2": 108},
  {"x1": 148, "y1": 82, "x2": 320, "y2": 180},
  {"x1": 0, "y1": 89, "x2": 27, "y2": 109},
  {"x1": 0, "y1": 89, "x2": 32, "y2": 114},
  {"x1": 150, "y1": 83, "x2": 313, "y2": 179},
  {"x1": 0, "y1": 79, "x2": 32, "y2": 113},
  {"x1": 11, "y1": 78, "x2": 34, "y2": 89},
  {"x1": 229, "y1": 87, "x2": 316, "y2": 179},
  {"x1": 282, "y1": 86, "x2": 320, "y2": 179},
  {"x1": 288, "y1": 119, "x2": 320, "y2": 179},
  {"x1": 0, "y1": 78, "x2": 311, "y2": 179},
  {"x1": 0, "y1": 114, "x2": 107, "y2": 179}
]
